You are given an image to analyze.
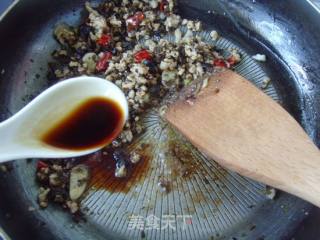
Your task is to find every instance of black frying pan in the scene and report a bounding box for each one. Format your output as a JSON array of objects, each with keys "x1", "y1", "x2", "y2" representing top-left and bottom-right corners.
[{"x1": 0, "y1": 0, "x2": 320, "y2": 239}]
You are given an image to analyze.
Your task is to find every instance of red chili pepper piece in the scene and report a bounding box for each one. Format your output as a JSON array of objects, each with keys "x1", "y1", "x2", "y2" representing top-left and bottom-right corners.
[
  {"x1": 96, "y1": 34, "x2": 112, "y2": 46},
  {"x1": 126, "y1": 12, "x2": 145, "y2": 32},
  {"x1": 213, "y1": 59, "x2": 227, "y2": 68},
  {"x1": 135, "y1": 12, "x2": 145, "y2": 21},
  {"x1": 160, "y1": 0, "x2": 168, "y2": 12},
  {"x1": 37, "y1": 161, "x2": 48, "y2": 170},
  {"x1": 96, "y1": 52, "x2": 112, "y2": 72},
  {"x1": 134, "y1": 49, "x2": 152, "y2": 63}
]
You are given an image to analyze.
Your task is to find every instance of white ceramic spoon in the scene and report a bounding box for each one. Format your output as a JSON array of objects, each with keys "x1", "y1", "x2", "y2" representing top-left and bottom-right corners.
[{"x1": 0, "y1": 76, "x2": 128, "y2": 163}]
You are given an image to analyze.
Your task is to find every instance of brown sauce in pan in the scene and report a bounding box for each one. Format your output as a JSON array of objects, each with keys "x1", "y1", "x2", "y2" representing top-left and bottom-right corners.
[
  {"x1": 41, "y1": 97, "x2": 124, "y2": 151},
  {"x1": 83, "y1": 144, "x2": 151, "y2": 193}
]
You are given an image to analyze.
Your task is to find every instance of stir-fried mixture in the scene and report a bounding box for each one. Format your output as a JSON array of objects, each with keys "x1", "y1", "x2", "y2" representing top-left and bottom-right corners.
[{"x1": 36, "y1": 0, "x2": 242, "y2": 219}]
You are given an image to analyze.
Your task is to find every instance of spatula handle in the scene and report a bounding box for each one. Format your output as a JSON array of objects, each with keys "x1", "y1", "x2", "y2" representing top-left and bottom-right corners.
[{"x1": 271, "y1": 150, "x2": 320, "y2": 207}]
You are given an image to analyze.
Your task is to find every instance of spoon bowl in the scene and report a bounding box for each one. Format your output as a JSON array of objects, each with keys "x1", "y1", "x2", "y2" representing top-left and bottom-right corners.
[{"x1": 0, "y1": 76, "x2": 128, "y2": 162}]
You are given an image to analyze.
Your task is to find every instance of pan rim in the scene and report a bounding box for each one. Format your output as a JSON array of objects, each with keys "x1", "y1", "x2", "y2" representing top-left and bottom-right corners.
[{"x1": 0, "y1": 0, "x2": 19, "y2": 22}]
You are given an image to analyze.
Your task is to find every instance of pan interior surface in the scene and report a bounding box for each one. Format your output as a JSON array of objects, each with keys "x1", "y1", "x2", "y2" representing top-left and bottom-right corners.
[{"x1": 0, "y1": 1, "x2": 319, "y2": 240}]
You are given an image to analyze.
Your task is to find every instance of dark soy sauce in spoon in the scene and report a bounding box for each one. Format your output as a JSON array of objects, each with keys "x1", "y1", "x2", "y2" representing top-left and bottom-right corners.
[{"x1": 41, "y1": 97, "x2": 124, "y2": 151}]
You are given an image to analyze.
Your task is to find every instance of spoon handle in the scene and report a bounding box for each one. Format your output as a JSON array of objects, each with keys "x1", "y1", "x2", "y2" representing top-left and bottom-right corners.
[
  {"x1": 165, "y1": 70, "x2": 320, "y2": 207},
  {"x1": 0, "y1": 117, "x2": 25, "y2": 163}
]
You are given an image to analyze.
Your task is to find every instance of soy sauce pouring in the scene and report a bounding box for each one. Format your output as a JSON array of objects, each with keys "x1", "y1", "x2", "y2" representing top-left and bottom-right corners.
[{"x1": 0, "y1": 76, "x2": 128, "y2": 163}]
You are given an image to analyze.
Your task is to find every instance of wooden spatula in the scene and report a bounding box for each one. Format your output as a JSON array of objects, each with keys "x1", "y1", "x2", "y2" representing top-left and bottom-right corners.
[{"x1": 165, "y1": 70, "x2": 320, "y2": 207}]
